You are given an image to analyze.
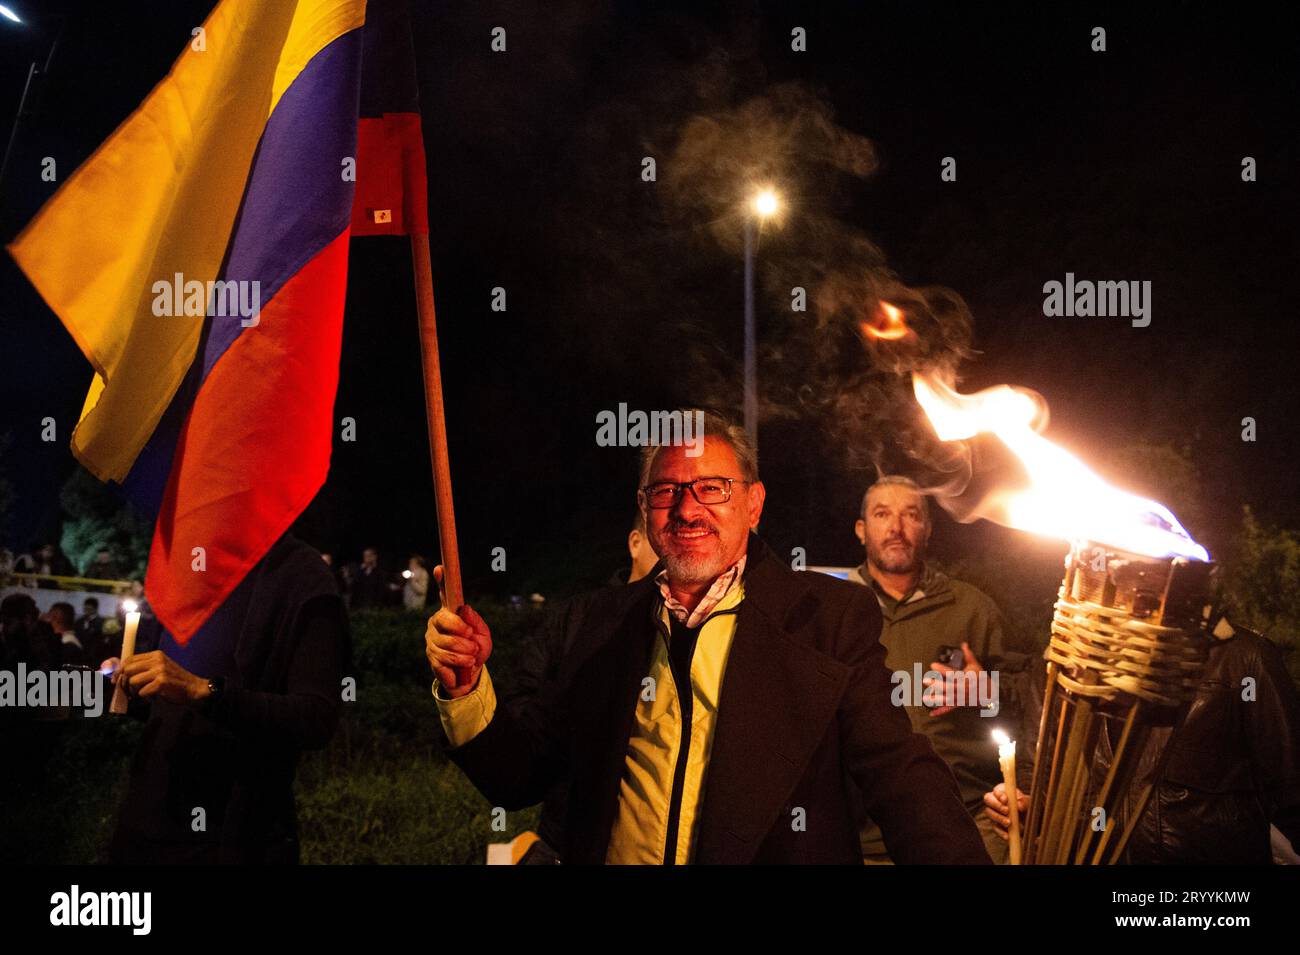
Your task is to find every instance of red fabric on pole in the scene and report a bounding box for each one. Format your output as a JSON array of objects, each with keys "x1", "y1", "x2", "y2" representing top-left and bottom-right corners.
[
  {"x1": 350, "y1": 113, "x2": 429, "y2": 236},
  {"x1": 146, "y1": 230, "x2": 351, "y2": 643}
]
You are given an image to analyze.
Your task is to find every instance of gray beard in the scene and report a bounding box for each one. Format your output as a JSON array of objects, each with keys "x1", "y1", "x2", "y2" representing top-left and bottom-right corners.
[{"x1": 662, "y1": 550, "x2": 727, "y2": 586}]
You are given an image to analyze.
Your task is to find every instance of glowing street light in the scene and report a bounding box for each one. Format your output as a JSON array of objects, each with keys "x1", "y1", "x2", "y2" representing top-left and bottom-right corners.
[
  {"x1": 752, "y1": 188, "x2": 780, "y2": 219},
  {"x1": 0, "y1": 6, "x2": 22, "y2": 25},
  {"x1": 743, "y1": 187, "x2": 782, "y2": 444}
]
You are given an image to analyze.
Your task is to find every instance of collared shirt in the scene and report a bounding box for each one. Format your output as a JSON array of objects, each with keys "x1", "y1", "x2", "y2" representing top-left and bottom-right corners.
[
  {"x1": 655, "y1": 554, "x2": 746, "y2": 628},
  {"x1": 435, "y1": 556, "x2": 747, "y2": 864},
  {"x1": 605, "y1": 578, "x2": 743, "y2": 863}
]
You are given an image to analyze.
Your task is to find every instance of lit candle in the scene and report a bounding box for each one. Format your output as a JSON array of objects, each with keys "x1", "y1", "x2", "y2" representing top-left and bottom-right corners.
[
  {"x1": 992, "y1": 728, "x2": 1021, "y2": 864},
  {"x1": 109, "y1": 599, "x2": 141, "y2": 715}
]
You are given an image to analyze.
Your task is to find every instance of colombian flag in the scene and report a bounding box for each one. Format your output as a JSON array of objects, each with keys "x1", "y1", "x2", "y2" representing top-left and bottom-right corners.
[{"x1": 8, "y1": 0, "x2": 427, "y2": 642}]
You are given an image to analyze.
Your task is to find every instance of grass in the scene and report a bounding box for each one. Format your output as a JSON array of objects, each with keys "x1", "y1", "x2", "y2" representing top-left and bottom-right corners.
[{"x1": 295, "y1": 605, "x2": 542, "y2": 864}]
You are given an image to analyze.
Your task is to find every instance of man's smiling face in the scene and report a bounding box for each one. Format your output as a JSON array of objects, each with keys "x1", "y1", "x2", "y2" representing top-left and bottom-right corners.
[{"x1": 642, "y1": 437, "x2": 764, "y2": 587}]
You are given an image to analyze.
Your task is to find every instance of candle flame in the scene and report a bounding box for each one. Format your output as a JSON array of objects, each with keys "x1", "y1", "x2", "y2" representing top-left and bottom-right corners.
[
  {"x1": 121, "y1": 599, "x2": 139, "y2": 614},
  {"x1": 992, "y1": 728, "x2": 1011, "y2": 745}
]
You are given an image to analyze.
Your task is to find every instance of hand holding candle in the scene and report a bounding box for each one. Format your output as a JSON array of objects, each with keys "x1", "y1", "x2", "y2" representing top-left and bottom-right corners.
[
  {"x1": 992, "y1": 728, "x2": 1021, "y2": 864},
  {"x1": 109, "y1": 599, "x2": 141, "y2": 715}
]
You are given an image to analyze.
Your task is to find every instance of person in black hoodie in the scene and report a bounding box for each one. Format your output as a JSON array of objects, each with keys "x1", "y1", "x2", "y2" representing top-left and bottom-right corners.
[{"x1": 109, "y1": 533, "x2": 350, "y2": 864}]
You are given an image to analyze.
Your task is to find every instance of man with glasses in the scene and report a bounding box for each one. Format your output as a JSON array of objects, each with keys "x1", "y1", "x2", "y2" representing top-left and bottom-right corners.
[{"x1": 424, "y1": 409, "x2": 989, "y2": 864}]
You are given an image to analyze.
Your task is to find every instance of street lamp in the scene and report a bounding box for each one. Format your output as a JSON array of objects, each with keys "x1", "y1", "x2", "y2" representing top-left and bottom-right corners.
[
  {"x1": 744, "y1": 187, "x2": 780, "y2": 445},
  {"x1": 752, "y1": 189, "x2": 778, "y2": 218},
  {"x1": 0, "y1": 5, "x2": 65, "y2": 209}
]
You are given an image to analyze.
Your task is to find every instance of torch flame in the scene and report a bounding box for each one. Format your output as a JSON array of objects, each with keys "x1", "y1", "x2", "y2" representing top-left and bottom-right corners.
[
  {"x1": 862, "y1": 300, "x2": 913, "y2": 341},
  {"x1": 859, "y1": 300, "x2": 1208, "y2": 561},
  {"x1": 913, "y1": 372, "x2": 1208, "y2": 561}
]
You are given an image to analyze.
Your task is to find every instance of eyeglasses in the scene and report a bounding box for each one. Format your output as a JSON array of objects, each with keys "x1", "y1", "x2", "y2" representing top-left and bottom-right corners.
[{"x1": 640, "y1": 477, "x2": 748, "y2": 509}]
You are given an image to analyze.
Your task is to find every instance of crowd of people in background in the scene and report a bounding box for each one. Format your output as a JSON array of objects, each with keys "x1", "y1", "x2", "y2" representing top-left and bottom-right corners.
[
  {"x1": 319, "y1": 547, "x2": 430, "y2": 611},
  {"x1": 0, "y1": 542, "x2": 131, "y2": 583},
  {"x1": 1, "y1": 539, "x2": 438, "y2": 614},
  {"x1": 0, "y1": 540, "x2": 152, "y2": 677},
  {"x1": 0, "y1": 591, "x2": 147, "y2": 675},
  {"x1": 1, "y1": 538, "x2": 442, "y2": 686}
]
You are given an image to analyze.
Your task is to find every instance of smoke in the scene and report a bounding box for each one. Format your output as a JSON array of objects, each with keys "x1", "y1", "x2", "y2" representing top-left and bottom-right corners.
[
  {"x1": 660, "y1": 84, "x2": 879, "y2": 255},
  {"x1": 657, "y1": 83, "x2": 980, "y2": 496},
  {"x1": 528, "y1": 29, "x2": 988, "y2": 508}
]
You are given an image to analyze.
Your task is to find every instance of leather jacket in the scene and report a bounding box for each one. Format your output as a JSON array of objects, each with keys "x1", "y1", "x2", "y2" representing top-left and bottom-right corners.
[{"x1": 1020, "y1": 625, "x2": 1300, "y2": 864}]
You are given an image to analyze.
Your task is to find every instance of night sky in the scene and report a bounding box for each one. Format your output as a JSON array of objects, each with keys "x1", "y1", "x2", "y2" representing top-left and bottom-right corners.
[{"x1": 2, "y1": 2, "x2": 1297, "y2": 599}]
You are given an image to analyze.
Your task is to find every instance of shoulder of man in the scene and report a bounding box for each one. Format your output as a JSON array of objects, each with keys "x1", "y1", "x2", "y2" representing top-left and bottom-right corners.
[
  {"x1": 536, "y1": 575, "x2": 661, "y2": 661},
  {"x1": 941, "y1": 575, "x2": 1003, "y2": 617},
  {"x1": 1216, "y1": 625, "x2": 1291, "y2": 679},
  {"x1": 796, "y1": 566, "x2": 872, "y2": 604},
  {"x1": 543, "y1": 581, "x2": 634, "y2": 642},
  {"x1": 745, "y1": 546, "x2": 884, "y2": 665}
]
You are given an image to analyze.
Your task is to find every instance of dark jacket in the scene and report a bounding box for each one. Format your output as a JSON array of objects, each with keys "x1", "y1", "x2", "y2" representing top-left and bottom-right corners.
[
  {"x1": 110, "y1": 534, "x2": 350, "y2": 864},
  {"x1": 348, "y1": 562, "x2": 391, "y2": 609},
  {"x1": 75, "y1": 613, "x2": 105, "y2": 663},
  {"x1": 848, "y1": 564, "x2": 1024, "y2": 855},
  {"x1": 507, "y1": 587, "x2": 609, "y2": 853},
  {"x1": 1021, "y1": 625, "x2": 1300, "y2": 864},
  {"x1": 447, "y1": 534, "x2": 991, "y2": 864}
]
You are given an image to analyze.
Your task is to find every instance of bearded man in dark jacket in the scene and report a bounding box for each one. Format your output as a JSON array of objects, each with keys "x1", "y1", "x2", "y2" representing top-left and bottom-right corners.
[{"x1": 848, "y1": 475, "x2": 1026, "y2": 863}]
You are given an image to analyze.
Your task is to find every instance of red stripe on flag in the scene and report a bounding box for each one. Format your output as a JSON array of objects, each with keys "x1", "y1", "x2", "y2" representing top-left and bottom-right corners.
[
  {"x1": 350, "y1": 113, "x2": 429, "y2": 236},
  {"x1": 146, "y1": 229, "x2": 351, "y2": 643}
]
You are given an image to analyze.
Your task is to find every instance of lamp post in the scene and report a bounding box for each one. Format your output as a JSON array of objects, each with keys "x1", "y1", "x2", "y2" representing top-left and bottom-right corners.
[
  {"x1": 744, "y1": 188, "x2": 779, "y2": 444},
  {"x1": 0, "y1": 5, "x2": 64, "y2": 209}
]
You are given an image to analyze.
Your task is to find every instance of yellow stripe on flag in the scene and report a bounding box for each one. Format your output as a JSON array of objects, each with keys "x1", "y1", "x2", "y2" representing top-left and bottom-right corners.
[{"x1": 7, "y1": 0, "x2": 366, "y2": 482}]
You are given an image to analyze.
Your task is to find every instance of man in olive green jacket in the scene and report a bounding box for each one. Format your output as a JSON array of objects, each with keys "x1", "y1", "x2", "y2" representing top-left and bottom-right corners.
[{"x1": 849, "y1": 476, "x2": 1024, "y2": 863}]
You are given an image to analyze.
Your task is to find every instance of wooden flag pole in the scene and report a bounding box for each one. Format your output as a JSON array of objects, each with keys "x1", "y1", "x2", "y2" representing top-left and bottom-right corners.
[{"x1": 409, "y1": 231, "x2": 471, "y2": 684}]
